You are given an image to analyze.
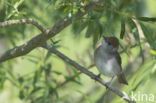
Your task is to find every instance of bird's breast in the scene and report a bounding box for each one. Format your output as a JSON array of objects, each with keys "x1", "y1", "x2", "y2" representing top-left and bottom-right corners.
[{"x1": 94, "y1": 48, "x2": 121, "y2": 77}]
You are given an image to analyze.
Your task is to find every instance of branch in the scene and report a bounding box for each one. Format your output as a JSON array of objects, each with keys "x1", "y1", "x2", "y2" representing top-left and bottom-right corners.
[
  {"x1": 0, "y1": 19, "x2": 46, "y2": 33},
  {"x1": 41, "y1": 43, "x2": 136, "y2": 103},
  {"x1": 0, "y1": 0, "x2": 104, "y2": 63}
]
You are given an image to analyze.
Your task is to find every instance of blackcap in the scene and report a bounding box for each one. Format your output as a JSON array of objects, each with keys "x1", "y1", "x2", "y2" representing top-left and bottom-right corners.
[{"x1": 94, "y1": 36, "x2": 128, "y2": 85}]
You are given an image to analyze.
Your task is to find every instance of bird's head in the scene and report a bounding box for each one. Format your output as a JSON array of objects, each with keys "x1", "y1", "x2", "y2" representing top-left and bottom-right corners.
[{"x1": 102, "y1": 36, "x2": 119, "y2": 52}]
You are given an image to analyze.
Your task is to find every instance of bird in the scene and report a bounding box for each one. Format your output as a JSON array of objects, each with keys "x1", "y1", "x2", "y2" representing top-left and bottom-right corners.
[{"x1": 94, "y1": 36, "x2": 128, "y2": 85}]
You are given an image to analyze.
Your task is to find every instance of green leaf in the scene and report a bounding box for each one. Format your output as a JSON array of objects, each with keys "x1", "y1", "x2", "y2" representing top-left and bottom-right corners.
[
  {"x1": 52, "y1": 70, "x2": 62, "y2": 75},
  {"x1": 77, "y1": 90, "x2": 93, "y2": 103},
  {"x1": 19, "y1": 90, "x2": 25, "y2": 99},
  {"x1": 113, "y1": 0, "x2": 119, "y2": 8},
  {"x1": 120, "y1": 17, "x2": 125, "y2": 39},
  {"x1": 64, "y1": 76, "x2": 81, "y2": 85},
  {"x1": 30, "y1": 87, "x2": 43, "y2": 95},
  {"x1": 53, "y1": 89, "x2": 59, "y2": 98},
  {"x1": 128, "y1": 18, "x2": 140, "y2": 43},
  {"x1": 72, "y1": 3, "x2": 78, "y2": 14},
  {"x1": 96, "y1": 21, "x2": 103, "y2": 36},
  {"x1": 14, "y1": 0, "x2": 24, "y2": 9},
  {"x1": 149, "y1": 49, "x2": 156, "y2": 56},
  {"x1": 47, "y1": 0, "x2": 57, "y2": 6},
  {"x1": 43, "y1": 86, "x2": 50, "y2": 101},
  {"x1": 70, "y1": 78, "x2": 82, "y2": 85},
  {"x1": 137, "y1": 17, "x2": 156, "y2": 22},
  {"x1": 92, "y1": 21, "x2": 103, "y2": 47},
  {"x1": 0, "y1": 66, "x2": 6, "y2": 89},
  {"x1": 139, "y1": 22, "x2": 156, "y2": 49},
  {"x1": 18, "y1": 76, "x2": 24, "y2": 84},
  {"x1": 128, "y1": 18, "x2": 144, "y2": 61},
  {"x1": 75, "y1": 22, "x2": 87, "y2": 34},
  {"x1": 85, "y1": 21, "x2": 94, "y2": 38},
  {"x1": 26, "y1": 58, "x2": 38, "y2": 64},
  {"x1": 44, "y1": 51, "x2": 52, "y2": 62},
  {"x1": 33, "y1": 62, "x2": 43, "y2": 88}
]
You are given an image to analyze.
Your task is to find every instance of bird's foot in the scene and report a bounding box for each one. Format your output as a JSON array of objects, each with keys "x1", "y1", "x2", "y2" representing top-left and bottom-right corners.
[
  {"x1": 105, "y1": 76, "x2": 114, "y2": 89},
  {"x1": 105, "y1": 81, "x2": 111, "y2": 89},
  {"x1": 94, "y1": 74, "x2": 101, "y2": 80}
]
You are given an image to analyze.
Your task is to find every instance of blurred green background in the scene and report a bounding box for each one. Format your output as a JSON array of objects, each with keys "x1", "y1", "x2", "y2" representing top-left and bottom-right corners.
[{"x1": 0, "y1": 0, "x2": 156, "y2": 103}]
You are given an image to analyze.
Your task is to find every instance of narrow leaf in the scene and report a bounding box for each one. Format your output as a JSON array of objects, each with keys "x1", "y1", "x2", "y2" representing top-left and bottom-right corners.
[
  {"x1": 128, "y1": 18, "x2": 144, "y2": 61},
  {"x1": 113, "y1": 0, "x2": 119, "y2": 8},
  {"x1": 85, "y1": 22, "x2": 94, "y2": 38},
  {"x1": 139, "y1": 22, "x2": 156, "y2": 49},
  {"x1": 149, "y1": 49, "x2": 156, "y2": 56},
  {"x1": 75, "y1": 22, "x2": 87, "y2": 34},
  {"x1": 120, "y1": 17, "x2": 125, "y2": 39},
  {"x1": 137, "y1": 17, "x2": 156, "y2": 22}
]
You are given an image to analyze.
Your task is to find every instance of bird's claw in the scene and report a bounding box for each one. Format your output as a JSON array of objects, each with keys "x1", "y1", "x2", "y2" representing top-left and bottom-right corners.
[
  {"x1": 94, "y1": 74, "x2": 101, "y2": 80},
  {"x1": 105, "y1": 81, "x2": 111, "y2": 89}
]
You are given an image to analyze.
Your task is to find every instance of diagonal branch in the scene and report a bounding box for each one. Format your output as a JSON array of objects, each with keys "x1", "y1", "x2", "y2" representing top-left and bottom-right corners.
[
  {"x1": 0, "y1": 0, "x2": 104, "y2": 63},
  {"x1": 41, "y1": 43, "x2": 136, "y2": 103}
]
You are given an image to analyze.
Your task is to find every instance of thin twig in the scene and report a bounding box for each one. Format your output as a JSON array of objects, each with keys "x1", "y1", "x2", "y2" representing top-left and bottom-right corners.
[
  {"x1": 42, "y1": 43, "x2": 136, "y2": 103},
  {"x1": 0, "y1": 19, "x2": 47, "y2": 33}
]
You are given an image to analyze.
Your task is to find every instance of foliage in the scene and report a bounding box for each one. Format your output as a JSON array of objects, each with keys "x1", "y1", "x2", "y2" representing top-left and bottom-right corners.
[{"x1": 0, "y1": 0, "x2": 156, "y2": 103}]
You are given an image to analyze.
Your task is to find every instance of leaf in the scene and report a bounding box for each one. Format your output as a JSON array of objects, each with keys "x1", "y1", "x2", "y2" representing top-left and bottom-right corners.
[
  {"x1": 137, "y1": 17, "x2": 156, "y2": 22},
  {"x1": 14, "y1": 0, "x2": 24, "y2": 9},
  {"x1": 19, "y1": 90, "x2": 25, "y2": 99},
  {"x1": 0, "y1": 66, "x2": 6, "y2": 89},
  {"x1": 64, "y1": 76, "x2": 81, "y2": 85},
  {"x1": 70, "y1": 78, "x2": 82, "y2": 85},
  {"x1": 44, "y1": 51, "x2": 52, "y2": 62},
  {"x1": 51, "y1": 39, "x2": 61, "y2": 44},
  {"x1": 82, "y1": 0, "x2": 89, "y2": 6},
  {"x1": 18, "y1": 76, "x2": 24, "y2": 84},
  {"x1": 52, "y1": 70, "x2": 62, "y2": 75},
  {"x1": 72, "y1": 3, "x2": 78, "y2": 14},
  {"x1": 30, "y1": 87, "x2": 43, "y2": 95},
  {"x1": 128, "y1": 18, "x2": 144, "y2": 61},
  {"x1": 128, "y1": 19, "x2": 140, "y2": 43},
  {"x1": 113, "y1": 0, "x2": 119, "y2": 8},
  {"x1": 85, "y1": 21, "x2": 94, "y2": 38},
  {"x1": 149, "y1": 49, "x2": 156, "y2": 56},
  {"x1": 75, "y1": 22, "x2": 87, "y2": 34},
  {"x1": 120, "y1": 17, "x2": 125, "y2": 39},
  {"x1": 33, "y1": 71, "x2": 39, "y2": 87},
  {"x1": 26, "y1": 58, "x2": 38, "y2": 64},
  {"x1": 92, "y1": 21, "x2": 103, "y2": 47},
  {"x1": 77, "y1": 90, "x2": 93, "y2": 103},
  {"x1": 43, "y1": 86, "x2": 50, "y2": 101},
  {"x1": 53, "y1": 89, "x2": 59, "y2": 98},
  {"x1": 49, "y1": 0, "x2": 57, "y2": 5},
  {"x1": 139, "y1": 22, "x2": 156, "y2": 49},
  {"x1": 96, "y1": 21, "x2": 103, "y2": 36},
  {"x1": 130, "y1": 60, "x2": 155, "y2": 91},
  {"x1": 33, "y1": 62, "x2": 43, "y2": 88}
]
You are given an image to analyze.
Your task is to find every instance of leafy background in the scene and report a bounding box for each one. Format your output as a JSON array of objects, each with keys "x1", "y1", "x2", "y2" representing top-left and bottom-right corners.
[{"x1": 0, "y1": 0, "x2": 156, "y2": 103}]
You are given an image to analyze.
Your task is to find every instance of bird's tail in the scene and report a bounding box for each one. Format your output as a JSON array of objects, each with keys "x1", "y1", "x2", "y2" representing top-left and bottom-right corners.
[{"x1": 117, "y1": 72, "x2": 128, "y2": 85}]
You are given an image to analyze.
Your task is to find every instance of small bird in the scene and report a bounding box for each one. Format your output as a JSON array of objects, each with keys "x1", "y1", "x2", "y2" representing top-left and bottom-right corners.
[{"x1": 94, "y1": 36, "x2": 128, "y2": 85}]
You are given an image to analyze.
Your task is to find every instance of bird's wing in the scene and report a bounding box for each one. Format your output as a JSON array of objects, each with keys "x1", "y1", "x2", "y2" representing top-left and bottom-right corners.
[{"x1": 114, "y1": 52, "x2": 122, "y2": 67}]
